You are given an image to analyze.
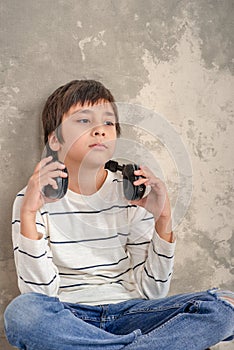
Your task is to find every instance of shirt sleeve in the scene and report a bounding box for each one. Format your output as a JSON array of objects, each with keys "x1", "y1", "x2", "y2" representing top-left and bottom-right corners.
[
  {"x1": 127, "y1": 205, "x2": 176, "y2": 299},
  {"x1": 12, "y1": 190, "x2": 60, "y2": 296}
]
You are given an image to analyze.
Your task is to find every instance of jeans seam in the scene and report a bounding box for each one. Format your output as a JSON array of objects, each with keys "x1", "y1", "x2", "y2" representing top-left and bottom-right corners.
[
  {"x1": 122, "y1": 300, "x2": 203, "y2": 349},
  {"x1": 123, "y1": 313, "x2": 183, "y2": 349},
  {"x1": 119, "y1": 304, "x2": 184, "y2": 316}
]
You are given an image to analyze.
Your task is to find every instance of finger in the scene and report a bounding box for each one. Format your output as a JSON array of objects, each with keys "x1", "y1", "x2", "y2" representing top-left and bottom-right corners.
[
  {"x1": 42, "y1": 161, "x2": 66, "y2": 172},
  {"x1": 136, "y1": 165, "x2": 150, "y2": 173},
  {"x1": 40, "y1": 170, "x2": 68, "y2": 189},
  {"x1": 38, "y1": 175, "x2": 57, "y2": 190},
  {"x1": 47, "y1": 178, "x2": 59, "y2": 190},
  {"x1": 133, "y1": 174, "x2": 162, "y2": 188},
  {"x1": 134, "y1": 166, "x2": 155, "y2": 180},
  {"x1": 48, "y1": 169, "x2": 68, "y2": 179},
  {"x1": 133, "y1": 166, "x2": 165, "y2": 190},
  {"x1": 35, "y1": 156, "x2": 53, "y2": 172},
  {"x1": 134, "y1": 169, "x2": 145, "y2": 176},
  {"x1": 38, "y1": 161, "x2": 66, "y2": 178},
  {"x1": 133, "y1": 177, "x2": 148, "y2": 186}
]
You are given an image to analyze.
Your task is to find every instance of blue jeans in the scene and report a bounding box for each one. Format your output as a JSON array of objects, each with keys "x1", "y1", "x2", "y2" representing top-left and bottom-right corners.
[{"x1": 4, "y1": 289, "x2": 234, "y2": 350}]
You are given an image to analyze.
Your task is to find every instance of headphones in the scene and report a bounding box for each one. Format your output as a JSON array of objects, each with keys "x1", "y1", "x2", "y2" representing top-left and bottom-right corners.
[
  {"x1": 42, "y1": 161, "x2": 69, "y2": 199},
  {"x1": 104, "y1": 160, "x2": 146, "y2": 201},
  {"x1": 42, "y1": 159, "x2": 145, "y2": 201}
]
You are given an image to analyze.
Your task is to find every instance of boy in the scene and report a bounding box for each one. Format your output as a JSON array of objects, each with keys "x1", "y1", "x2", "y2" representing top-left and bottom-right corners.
[{"x1": 4, "y1": 80, "x2": 234, "y2": 349}]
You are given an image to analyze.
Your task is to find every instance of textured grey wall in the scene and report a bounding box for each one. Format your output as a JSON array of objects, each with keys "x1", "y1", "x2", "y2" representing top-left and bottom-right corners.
[{"x1": 0, "y1": 1, "x2": 233, "y2": 349}]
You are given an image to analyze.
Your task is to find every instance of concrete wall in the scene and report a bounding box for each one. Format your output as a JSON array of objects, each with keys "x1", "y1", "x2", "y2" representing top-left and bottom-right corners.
[{"x1": 0, "y1": 1, "x2": 233, "y2": 348}]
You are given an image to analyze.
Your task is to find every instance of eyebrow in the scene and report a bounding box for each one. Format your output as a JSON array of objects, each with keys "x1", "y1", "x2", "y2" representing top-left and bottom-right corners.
[{"x1": 70, "y1": 108, "x2": 115, "y2": 117}]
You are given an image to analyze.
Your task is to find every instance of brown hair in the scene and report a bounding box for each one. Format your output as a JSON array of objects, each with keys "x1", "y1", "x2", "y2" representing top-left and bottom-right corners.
[{"x1": 42, "y1": 80, "x2": 121, "y2": 155}]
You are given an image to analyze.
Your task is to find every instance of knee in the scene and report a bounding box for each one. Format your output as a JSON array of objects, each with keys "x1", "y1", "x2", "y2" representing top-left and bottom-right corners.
[
  {"x1": 4, "y1": 293, "x2": 32, "y2": 346},
  {"x1": 207, "y1": 289, "x2": 234, "y2": 340},
  {"x1": 5, "y1": 294, "x2": 35, "y2": 331},
  {"x1": 211, "y1": 289, "x2": 234, "y2": 307},
  {"x1": 4, "y1": 292, "x2": 53, "y2": 345}
]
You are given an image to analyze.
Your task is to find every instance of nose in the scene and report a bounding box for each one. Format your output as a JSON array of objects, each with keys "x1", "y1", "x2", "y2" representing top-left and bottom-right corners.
[{"x1": 92, "y1": 125, "x2": 105, "y2": 137}]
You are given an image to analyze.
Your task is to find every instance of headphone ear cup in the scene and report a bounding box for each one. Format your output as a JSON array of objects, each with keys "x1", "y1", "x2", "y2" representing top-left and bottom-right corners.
[
  {"x1": 122, "y1": 164, "x2": 137, "y2": 200},
  {"x1": 42, "y1": 163, "x2": 68, "y2": 199},
  {"x1": 122, "y1": 164, "x2": 145, "y2": 200}
]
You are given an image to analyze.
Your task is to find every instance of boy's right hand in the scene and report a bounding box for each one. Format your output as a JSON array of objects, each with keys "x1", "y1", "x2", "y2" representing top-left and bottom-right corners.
[
  {"x1": 21, "y1": 156, "x2": 68, "y2": 216},
  {"x1": 20, "y1": 156, "x2": 68, "y2": 240}
]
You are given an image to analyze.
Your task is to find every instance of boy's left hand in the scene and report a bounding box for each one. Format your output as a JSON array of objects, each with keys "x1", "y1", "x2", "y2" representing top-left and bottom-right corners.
[{"x1": 130, "y1": 166, "x2": 171, "y2": 222}]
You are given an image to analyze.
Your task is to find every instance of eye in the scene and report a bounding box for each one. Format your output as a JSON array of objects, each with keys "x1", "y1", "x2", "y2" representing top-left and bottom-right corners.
[
  {"x1": 77, "y1": 118, "x2": 90, "y2": 124},
  {"x1": 104, "y1": 120, "x2": 115, "y2": 126}
]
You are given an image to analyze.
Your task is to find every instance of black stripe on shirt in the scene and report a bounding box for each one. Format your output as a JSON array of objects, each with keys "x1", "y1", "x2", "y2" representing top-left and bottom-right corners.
[
  {"x1": 59, "y1": 255, "x2": 129, "y2": 274},
  {"x1": 59, "y1": 282, "x2": 93, "y2": 289},
  {"x1": 95, "y1": 267, "x2": 132, "y2": 280},
  {"x1": 112, "y1": 179, "x2": 123, "y2": 183},
  {"x1": 126, "y1": 241, "x2": 150, "y2": 246},
  {"x1": 49, "y1": 204, "x2": 137, "y2": 216},
  {"x1": 12, "y1": 219, "x2": 46, "y2": 228},
  {"x1": 60, "y1": 268, "x2": 132, "y2": 285},
  {"x1": 144, "y1": 267, "x2": 172, "y2": 283},
  {"x1": 50, "y1": 234, "x2": 119, "y2": 245},
  {"x1": 59, "y1": 279, "x2": 127, "y2": 290},
  {"x1": 14, "y1": 246, "x2": 52, "y2": 261},
  {"x1": 18, "y1": 249, "x2": 47, "y2": 259},
  {"x1": 141, "y1": 216, "x2": 154, "y2": 221},
  {"x1": 151, "y1": 240, "x2": 174, "y2": 259},
  {"x1": 12, "y1": 219, "x2": 21, "y2": 225},
  {"x1": 117, "y1": 232, "x2": 130, "y2": 236},
  {"x1": 19, "y1": 274, "x2": 57, "y2": 286},
  {"x1": 133, "y1": 261, "x2": 145, "y2": 270}
]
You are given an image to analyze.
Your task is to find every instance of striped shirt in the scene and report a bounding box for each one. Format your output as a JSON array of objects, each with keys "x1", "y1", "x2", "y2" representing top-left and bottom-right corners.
[{"x1": 12, "y1": 170, "x2": 176, "y2": 305}]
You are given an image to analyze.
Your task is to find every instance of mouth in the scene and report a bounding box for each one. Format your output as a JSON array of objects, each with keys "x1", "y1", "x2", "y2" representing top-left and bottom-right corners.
[{"x1": 89, "y1": 143, "x2": 108, "y2": 150}]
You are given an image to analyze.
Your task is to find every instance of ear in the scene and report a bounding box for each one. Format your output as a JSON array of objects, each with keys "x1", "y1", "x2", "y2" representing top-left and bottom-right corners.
[{"x1": 48, "y1": 131, "x2": 61, "y2": 152}]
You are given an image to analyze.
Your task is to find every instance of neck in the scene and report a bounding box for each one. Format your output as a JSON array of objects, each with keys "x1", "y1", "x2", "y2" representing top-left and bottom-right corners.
[{"x1": 67, "y1": 164, "x2": 107, "y2": 196}]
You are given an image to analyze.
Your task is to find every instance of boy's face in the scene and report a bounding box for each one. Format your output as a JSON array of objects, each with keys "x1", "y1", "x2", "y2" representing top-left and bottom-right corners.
[{"x1": 56, "y1": 100, "x2": 117, "y2": 168}]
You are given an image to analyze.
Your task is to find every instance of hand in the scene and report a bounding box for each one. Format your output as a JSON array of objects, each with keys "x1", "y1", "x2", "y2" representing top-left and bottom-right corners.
[
  {"x1": 21, "y1": 156, "x2": 68, "y2": 215},
  {"x1": 130, "y1": 166, "x2": 171, "y2": 221}
]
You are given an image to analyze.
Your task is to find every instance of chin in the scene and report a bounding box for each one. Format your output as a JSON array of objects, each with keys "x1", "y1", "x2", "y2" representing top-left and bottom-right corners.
[{"x1": 81, "y1": 153, "x2": 112, "y2": 169}]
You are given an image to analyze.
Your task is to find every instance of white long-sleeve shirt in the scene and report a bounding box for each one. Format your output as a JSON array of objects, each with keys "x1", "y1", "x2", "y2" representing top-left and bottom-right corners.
[{"x1": 12, "y1": 170, "x2": 176, "y2": 305}]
